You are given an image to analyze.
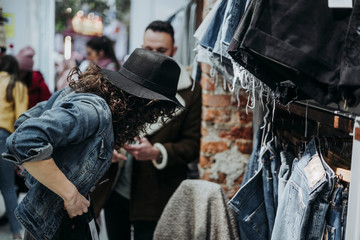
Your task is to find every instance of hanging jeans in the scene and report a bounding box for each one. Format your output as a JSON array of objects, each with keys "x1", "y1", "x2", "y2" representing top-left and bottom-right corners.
[
  {"x1": 271, "y1": 139, "x2": 335, "y2": 240},
  {"x1": 324, "y1": 183, "x2": 349, "y2": 240},
  {"x1": 277, "y1": 150, "x2": 295, "y2": 203},
  {"x1": 241, "y1": 128, "x2": 263, "y2": 187},
  {"x1": 229, "y1": 133, "x2": 281, "y2": 240}
]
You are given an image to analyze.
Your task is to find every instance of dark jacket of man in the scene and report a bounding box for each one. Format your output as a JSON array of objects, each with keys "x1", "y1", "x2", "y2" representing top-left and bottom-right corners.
[{"x1": 130, "y1": 65, "x2": 202, "y2": 221}]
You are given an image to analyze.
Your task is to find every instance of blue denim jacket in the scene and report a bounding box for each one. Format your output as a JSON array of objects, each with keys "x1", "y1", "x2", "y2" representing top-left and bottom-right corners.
[{"x1": 2, "y1": 87, "x2": 114, "y2": 240}]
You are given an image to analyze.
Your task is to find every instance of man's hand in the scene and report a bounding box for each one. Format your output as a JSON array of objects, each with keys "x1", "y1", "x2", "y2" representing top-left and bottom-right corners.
[
  {"x1": 111, "y1": 149, "x2": 127, "y2": 163},
  {"x1": 123, "y1": 138, "x2": 160, "y2": 161},
  {"x1": 63, "y1": 189, "x2": 90, "y2": 218}
]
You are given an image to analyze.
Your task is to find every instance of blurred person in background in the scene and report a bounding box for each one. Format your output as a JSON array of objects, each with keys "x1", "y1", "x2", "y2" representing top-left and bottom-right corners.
[
  {"x1": 16, "y1": 46, "x2": 52, "y2": 109},
  {"x1": 85, "y1": 36, "x2": 120, "y2": 71},
  {"x1": 0, "y1": 55, "x2": 28, "y2": 240},
  {"x1": 104, "y1": 20, "x2": 202, "y2": 240},
  {"x1": 55, "y1": 51, "x2": 84, "y2": 91}
]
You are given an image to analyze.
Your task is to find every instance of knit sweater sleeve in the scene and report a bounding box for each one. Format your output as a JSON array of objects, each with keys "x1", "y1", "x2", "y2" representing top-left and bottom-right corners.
[{"x1": 13, "y1": 82, "x2": 29, "y2": 119}]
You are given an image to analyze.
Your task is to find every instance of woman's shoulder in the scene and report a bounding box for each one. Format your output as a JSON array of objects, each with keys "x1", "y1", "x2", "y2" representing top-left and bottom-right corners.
[{"x1": 59, "y1": 88, "x2": 110, "y2": 113}]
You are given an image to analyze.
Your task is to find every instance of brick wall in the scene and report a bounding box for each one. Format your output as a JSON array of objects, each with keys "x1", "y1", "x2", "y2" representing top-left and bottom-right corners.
[{"x1": 199, "y1": 62, "x2": 253, "y2": 199}]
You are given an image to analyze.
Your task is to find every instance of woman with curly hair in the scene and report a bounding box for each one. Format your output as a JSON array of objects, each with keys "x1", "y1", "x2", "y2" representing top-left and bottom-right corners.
[{"x1": 2, "y1": 48, "x2": 183, "y2": 240}]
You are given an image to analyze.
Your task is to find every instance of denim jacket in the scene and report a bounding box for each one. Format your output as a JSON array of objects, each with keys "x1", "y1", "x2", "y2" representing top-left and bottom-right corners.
[{"x1": 2, "y1": 87, "x2": 114, "y2": 240}]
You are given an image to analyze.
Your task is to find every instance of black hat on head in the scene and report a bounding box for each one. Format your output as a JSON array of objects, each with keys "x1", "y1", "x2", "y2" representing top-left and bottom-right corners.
[{"x1": 101, "y1": 48, "x2": 183, "y2": 108}]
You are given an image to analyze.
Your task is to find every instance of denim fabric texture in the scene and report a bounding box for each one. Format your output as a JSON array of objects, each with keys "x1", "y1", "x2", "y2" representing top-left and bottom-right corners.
[
  {"x1": 193, "y1": 0, "x2": 222, "y2": 43},
  {"x1": 228, "y1": 0, "x2": 360, "y2": 106},
  {"x1": 200, "y1": 0, "x2": 228, "y2": 51},
  {"x1": 227, "y1": 0, "x2": 291, "y2": 96},
  {"x1": 0, "y1": 129, "x2": 22, "y2": 234},
  {"x1": 278, "y1": 151, "x2": 295, "y2": 203},
  {"x1": 222, "y1": 0, "x2": 248, "y2": 46},
  {"x1": 213, "y1": 0, "x2": 247, "y2": 59},
  {"x1": 341, "y1": 188, "x2": 348, "y2": 240},
  {"x1": 229, "y1": 165, "x2": 268, "y2": 240},
  {"x1": 324, "y1": 183, "x2": 345, "y2": 240},
  {"x1": 241, "y1": 128, "x2": 263, "y2": 187},
  {"x1": 261, "y1": 137, "x2": 281, "y2": 236},
  {"x1": 2, "y1": 87, "x2": 114, "y2": 240},
  {"x1": 230, "y1": 129, "x2": 281, "y2": 240},
  {"x1": 271, "y1": 139, "x2": 335, "y2": 240}
]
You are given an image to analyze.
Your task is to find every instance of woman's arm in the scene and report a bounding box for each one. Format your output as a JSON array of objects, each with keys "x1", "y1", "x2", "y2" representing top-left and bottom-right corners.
[{"x1": 22, "y1": 158, "x2": 90, "y2": 218}]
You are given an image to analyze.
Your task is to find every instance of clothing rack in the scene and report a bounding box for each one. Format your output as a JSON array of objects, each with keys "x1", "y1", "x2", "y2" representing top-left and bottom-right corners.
[
  {"x1": 274, "y1": 100, "x2": 359, "y2": 240},
  {"x1": 276, "y1": 101, "x2": 355, "y2": 133}
]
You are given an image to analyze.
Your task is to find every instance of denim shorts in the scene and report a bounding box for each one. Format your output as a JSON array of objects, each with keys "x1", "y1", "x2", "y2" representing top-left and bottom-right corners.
[{"x1": 228, "y1": 0, "x2": 360, "y2": 106}]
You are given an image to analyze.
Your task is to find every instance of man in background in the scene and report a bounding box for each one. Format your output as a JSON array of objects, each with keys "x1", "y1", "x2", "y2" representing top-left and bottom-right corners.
[{"x1": 104, "y1": 20, "x2": 202, "y2": 240}]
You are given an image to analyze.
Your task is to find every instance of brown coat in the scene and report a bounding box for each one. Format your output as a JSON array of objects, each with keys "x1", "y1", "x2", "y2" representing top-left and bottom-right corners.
[{"x1": 130, "y1": 81, "x2": 202, "y2": 221}]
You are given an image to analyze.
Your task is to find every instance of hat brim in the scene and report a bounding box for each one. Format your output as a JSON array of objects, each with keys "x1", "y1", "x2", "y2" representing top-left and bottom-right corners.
[{"x1": 101, "y1": 69, "x2": 184, "y2": 109}]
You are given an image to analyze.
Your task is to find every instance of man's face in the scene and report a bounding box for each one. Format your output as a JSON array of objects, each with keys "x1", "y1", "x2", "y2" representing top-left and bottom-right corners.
[{"x1": 142, "y1": 29, "x2": 177, "y2": 57}]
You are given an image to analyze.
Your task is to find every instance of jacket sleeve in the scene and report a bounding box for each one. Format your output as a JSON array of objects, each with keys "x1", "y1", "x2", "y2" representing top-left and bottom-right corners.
[
  {"x1": 160, "y1": 83, "x2": 202, "y2": 168},
  {"x1": 4, "y1": 95, "x2": 110, "y2": 164}
]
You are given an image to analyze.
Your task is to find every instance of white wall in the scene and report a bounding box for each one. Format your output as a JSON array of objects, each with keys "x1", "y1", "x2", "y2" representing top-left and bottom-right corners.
[
  {"x1": 129, "y1": 0, "x2": 188, "y2": 52},
  {"x1": 2, "y1": 0, "x2": 55, "y2": 92}
]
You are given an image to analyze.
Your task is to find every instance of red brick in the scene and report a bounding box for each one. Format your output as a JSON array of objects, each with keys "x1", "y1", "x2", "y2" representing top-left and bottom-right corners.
[
  {"x1": 200, "y1": 62, "x2": 212, "y2": 74},
  {"x1": 201, "y1": 171, "x2": 211, "y2": 181},
  {"x1": 203, "y1": 94, "x2": 231, "y2": 107},
  {"x1": 226, "y1": 186, "x2": 241, "y2": 199},
  {"x1": 232, "y1": 92, "x2": 250, "y2": 108},
  {"x1": 217, "y1": 172, "x2": 227, "y2": 184},
  {"x1": 219, "y1": 126, "x2": 253, "y2": 140},
  {"x1": 201, "y1": 74, "x2": 216, "y2": 91},
  {"x1": 234, "y1": 173, "x2": 245, "y2": 185},
  {"x1": 238, "y1": 111, "x2": 253, "y2": 124},
  {"x1": 201, "y1": 171, "x2": 217, "y2": 183},
  {"x1": 235, "y1": 141, "x2": 253, "y2": 154},
  {"x1": 201, "y1": 125, "x2": 209, "y2": 137},
  {"x1": 199, "y1": 155, "x2": 212, "y2": 168},
  {"x1": 203, "y1": 108, "x2": 231, "y2": 123},
  {"x1": 201, "y1": 140, "x2": 228, "y2": 154}
]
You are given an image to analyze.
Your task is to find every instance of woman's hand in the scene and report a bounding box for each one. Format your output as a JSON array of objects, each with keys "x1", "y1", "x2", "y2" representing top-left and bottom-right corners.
[
  {"x1": 22, "y1": 158, "x2": 90, "y2": 218},
  {"x1": 63, "y1": 190, "x2": 90, "y2": 218}
]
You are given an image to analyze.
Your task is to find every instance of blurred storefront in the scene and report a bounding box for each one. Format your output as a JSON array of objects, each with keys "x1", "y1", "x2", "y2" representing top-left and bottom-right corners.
[{"x1": 2, "y1": 0, "x2": 55, "y2": 91}]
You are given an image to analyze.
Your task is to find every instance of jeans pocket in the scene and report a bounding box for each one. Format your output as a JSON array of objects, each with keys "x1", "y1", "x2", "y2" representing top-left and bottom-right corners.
[{"x1": 245, "y1": 200, "x2": 268, "y2": 240}]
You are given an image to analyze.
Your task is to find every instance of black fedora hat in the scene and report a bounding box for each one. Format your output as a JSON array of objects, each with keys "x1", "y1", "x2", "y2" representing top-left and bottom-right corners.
[{"x1": 101, "y1": 48, "x2": 184, "y2": 108}]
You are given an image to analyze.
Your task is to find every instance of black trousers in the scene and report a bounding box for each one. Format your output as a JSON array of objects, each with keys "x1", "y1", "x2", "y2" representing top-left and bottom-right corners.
[
  {"x1": 24, "y1": 200, "x2": 98, "y2": 240},
  {"x1": 104, "y1": 191, "x2": 157, "y2": 240}
]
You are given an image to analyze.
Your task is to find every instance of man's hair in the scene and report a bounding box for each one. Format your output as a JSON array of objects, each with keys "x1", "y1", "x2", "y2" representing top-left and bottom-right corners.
[{"x1": 145, "y1": 20, "x2": 175, "y2": 43}]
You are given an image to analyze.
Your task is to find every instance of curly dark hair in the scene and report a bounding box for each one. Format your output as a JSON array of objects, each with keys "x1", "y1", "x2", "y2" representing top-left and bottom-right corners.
[{"x1": 68, "y1": 64, "x2": 177, "y2": 148}]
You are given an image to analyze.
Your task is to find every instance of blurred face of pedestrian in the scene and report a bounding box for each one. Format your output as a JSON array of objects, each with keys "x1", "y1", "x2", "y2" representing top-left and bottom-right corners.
[
  {"x1": 142, "y1": 30, "x2": 177, "y2": 57},
  {"x1": 86, "y1": 47, "x2": 104, "y2": 63}
]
